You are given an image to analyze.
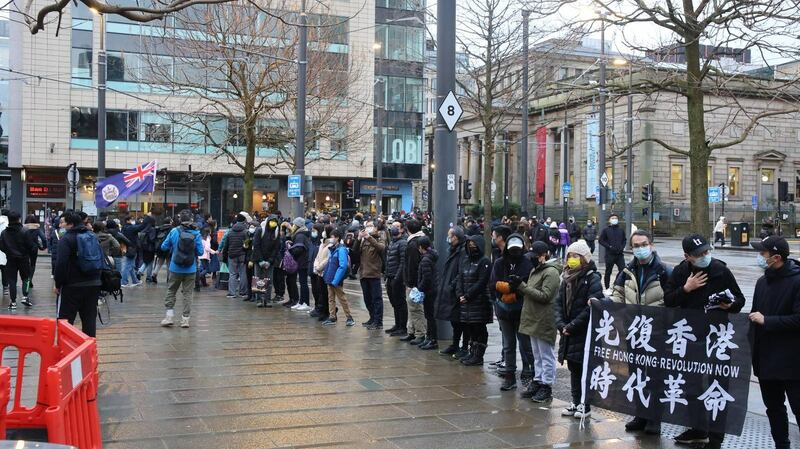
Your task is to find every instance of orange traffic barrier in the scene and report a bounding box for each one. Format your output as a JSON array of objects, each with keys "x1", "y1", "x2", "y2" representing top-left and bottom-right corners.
[
  {"x1": 0, "y1": 366, "x2": 10, "y2": 439},
  {"x1": 0, "y1": 316, "x2": 101, "y2": 449}
]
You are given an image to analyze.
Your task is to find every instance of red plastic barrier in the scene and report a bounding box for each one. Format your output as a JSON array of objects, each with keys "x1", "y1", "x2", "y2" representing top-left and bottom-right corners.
[
  {"x1": 0, "y1": 316, "x2": 101, "y2": 449},
  {"x1": 0, "y1": 366, "x2": 10, "y2": 439}
]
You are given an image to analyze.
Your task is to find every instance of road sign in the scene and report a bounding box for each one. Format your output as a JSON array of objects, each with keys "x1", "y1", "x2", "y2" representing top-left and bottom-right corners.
[
  {"x1": 422, "y1": 189, "x2": 428, "y2": 202},
  {"x1": 447, "y1": 174, "x2": 456, "y2": 191},
  {"x1": 708, "y1": 187, "x2": 721, "y2": 203},
  {"x1": 600, "y1": 172, "x2": 609, "y2": 187},
  {"x1": 67, "y1": 165, "x2": 79, "y2": 186},
  {"x1": 752, "y1": 195, "x2": 758, "y2": 210},
  {"x1": 438, "y1": 91, "x2": 463, "y2": 132},
  {"x1": 562, "y1": 182, "x2": 571, "y2": 195},
  {"x1": 673, "y1": 208, "x2": 680, "y2": 217},
  {"x1": 287, "y1": 175, "x2": 302, "y2": 198}
]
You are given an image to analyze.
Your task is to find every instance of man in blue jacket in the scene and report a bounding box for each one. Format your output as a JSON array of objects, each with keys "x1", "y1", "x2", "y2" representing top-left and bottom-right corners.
[{"x1": 159, "y1": 209, "x2": 204, "y2": 328}]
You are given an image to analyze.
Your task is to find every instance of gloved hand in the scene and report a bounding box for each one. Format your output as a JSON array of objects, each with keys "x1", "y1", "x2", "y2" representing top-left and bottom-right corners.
[{"x1": 508, "y1": 275, "x2": 522, "y2": 290}]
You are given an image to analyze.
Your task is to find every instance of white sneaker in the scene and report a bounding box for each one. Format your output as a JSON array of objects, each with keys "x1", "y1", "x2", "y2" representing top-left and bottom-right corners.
[
  {"x1": 291, "y1": 303, "x2": 302, "y2": 310},
  {"x1": 562, "y1": 403, "x2": 578, "y2": 417},
  {"x1": 161, "y1": 315, "x2": 174, "y2": 327},
  {"x1": 573, "y1": 404, "x2": 591, "y2": 419},
  {"x1": 180, "y1": 316, "x2": 190, "y2": 328},
  {"x1": 297, "y1": 304, "x2": 311, "y2": 311}
]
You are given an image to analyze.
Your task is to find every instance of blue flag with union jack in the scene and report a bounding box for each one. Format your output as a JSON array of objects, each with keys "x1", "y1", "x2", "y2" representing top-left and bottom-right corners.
[{"x1": 95, "y1": 161, "x2": 157, "y2": 208}]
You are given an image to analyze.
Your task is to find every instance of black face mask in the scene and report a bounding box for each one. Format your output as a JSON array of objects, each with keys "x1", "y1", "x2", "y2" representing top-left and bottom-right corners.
[
  {"x1": 508, "y1": 248, "x2": 523, "y2": 259},
  {"x1": 468, "y1": 247, "x2": 479, "y2": 257}
]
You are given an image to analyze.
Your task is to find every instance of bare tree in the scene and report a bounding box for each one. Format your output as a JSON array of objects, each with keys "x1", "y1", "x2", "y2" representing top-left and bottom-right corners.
[
  {"x1": 139, "y1": 1, "x2": 370, "y2": 211},
  {"x1": 593, "y1": 0, "x2": 800, "y2": 234},
  {"x1": 455, "y1": 0, "x2": 578, "y2": 252}
]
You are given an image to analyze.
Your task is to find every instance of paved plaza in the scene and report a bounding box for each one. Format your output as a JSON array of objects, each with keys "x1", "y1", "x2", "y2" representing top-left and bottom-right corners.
[{"x1": 3, "y1": 241, "x2": 797, "y2": 449}]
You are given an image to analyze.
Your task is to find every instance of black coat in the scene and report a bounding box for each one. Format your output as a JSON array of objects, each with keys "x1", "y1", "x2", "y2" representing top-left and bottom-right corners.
[
  {"x1": 599, "y1": 224, "x2": 626, "y2": 258},
  {"x1": 418, "y1": 249, "x2": 438, "y2": 300},
  {"x1": 0, "y1": 223, "x2": 36, "y2": 260},
  {"x1": 404, "y1": 232, "x2": 425, "y2": 288},
  {"x1": 490, "y1": 234, "x2": 534, "y2": 321},
  {"x1": 750, "y1": 259, "x2": 800, "y2": 380},
  {"x1": 455, "y1": 235, "x2": 493, "y2": 324},
  {"x1": 54, "y1": 225, "x2": 102, "y2": 289},
  {"x1": 223, "y1": 222, "x2": 248, "y2": 260},
  {"x1": 436, "y1": 242, "x2": 465, "y2": 321},
  {"x1": 554, "y1": 262, "x2": 603, "y2": 364},
  {"x1": 567, "y1": 222, "x2": 581, "y2": 241},
  {"x1": 385, "y1": 235, "x2": 407, "y2": 281},
  {"x1": 251, "y1": 223, "x2": 280, "y2": 266},
  {"x1": 664, "y1": 258, "x2": 745, "y2": 313},
  {"x1": 289, "y1": 228, "x2": 311, "y2": 268}
]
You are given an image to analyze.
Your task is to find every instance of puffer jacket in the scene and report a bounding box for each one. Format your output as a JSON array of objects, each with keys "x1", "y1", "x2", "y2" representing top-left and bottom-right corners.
[
  {"x1": 417, "y1": 249, "x2": 438, "y2": 300},
  {"x1": 518, "y1": 258, "x2": 563, "y2": 345},
  {"x1": 313, "y1": 240, "x2": 331, "y2": 276},
  {"x1": 558, "y1": 224, "x2": 570, "y2": 246},
  {"x1": 611, "y1": 253, "x2": 670, "y2": 306},
  {"x1": 582, "y1": 225, "x2": 597, "y2": 241},
  {"x1": 436, "y1": 242, "x2": 465, "y2": 321},
  {"x1": 385, "y1": 234, "x2": 407, "y2": 281},
  {"x1": 323, "y1": 243, "x2": 349, "y2": 287},
  {"x1": 455, "y1": 235, "x2": 493, "y2": 324},
  {"x1": 554, "y1": 261, "x2": 603, "y2": 364},
  {"x1": 223, "y1": 222, "x2": 248, "y2": 260},
  {"x1": 289, "y1": 227, "x2": 311, "y2": 268}
]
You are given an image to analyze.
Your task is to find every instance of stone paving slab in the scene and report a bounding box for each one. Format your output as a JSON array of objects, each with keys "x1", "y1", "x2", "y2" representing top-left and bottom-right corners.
[{"x1": 0, "y1": 256, "x2": 796, "y2": 449}]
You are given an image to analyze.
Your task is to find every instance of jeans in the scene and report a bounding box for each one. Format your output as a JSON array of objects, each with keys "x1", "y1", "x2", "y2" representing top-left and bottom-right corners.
[
  {"x1": 603, "y1": 253, "x2": 626, "y2": 289},
  {"x1": 228, "y1": 256, "x2": 247, "y2": 296},
  {"x1": 58, "y1": 285, "x2": 100, "y2": 338},
  {"x1": 298, "y1": 268, "x2": 310, "y2": 305},
  {"x1": 760, "y1": 379, "x2": 800, "y2": 449},
  {"x1": 122, "y1": 256, "x2": 138, "y2": 286},
  {"x1": 530, "y1": 336, "x2": 556, "y2": 385},
  {"x1": 152, "y1": 255, "x2": 168, "y2": 280},
  {"x1": 113, "y1": 257, "x2": 123, "y2": 274},
  {"x1": 498, "y1": 317, "x2": 534, "y2": 376},
  {"x1": 386, "y1": 277, "x2": 408, "y2": 330},
  {"x1": 165, "y1": 272, "x2": 195, "y2": 317},
  {"x1": 138, "y1": 260, "x2": 154, "y2": 279},
  {"x1": 360, "y1": 278, "x2": 383, "y2": 325},
  {"x1": 567, "y1": 360, "x2": 587, "y2": 410},
  {"x1": 196, "y1": 259, "x2": 210, "y2": 286}
]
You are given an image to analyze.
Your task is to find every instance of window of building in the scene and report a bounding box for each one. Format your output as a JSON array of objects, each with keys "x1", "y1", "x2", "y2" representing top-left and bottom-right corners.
[
  {"x1": 727, "y1": 166, "x2": 740, "y2": 197},
  {"x1": 761, "y1": 168, "x2": 775, "y2": 201},
  {"x1": 670, "y1": 164, "x2": 684, "y2": 195},
  {"x1": 140, "y1": 112, "x2": 172, "y2": 143},
  {"x1": 707, "y1": 166, "x2": 713, "y2": 186},
  {"x1": 795, "y1": 170, "x2": 800, "y2": 199},
  {"x1": 375, "y1": 24, "x2": 424, "y2": 62},
  {"x1": 672, "y1": 122, "x2": 683, "y2": 135},
  {"x1": 378, "y1": 0, "x2": 424, "y2": 10},
  {"x1": 377, "y1": 126, "x2": 423, "y2": 164},
  {"x1": 107, "y1": 51, "x2": 141, "y2": 82},
  {"x1": 71, "y1": 107, "x2": 97, "y2": 138},
  {"x1": 107, "y1": 111, "x2": 138, "y2": 141},
  {"x1": 559, "y1": 67, "x2": 569, "y2": 80},
  {"x1": 380, "y1": 76, "x2": 424, "y2": 113},
  {"x1": 71, "y1": 48, "x2": 92, "y2": 79}
]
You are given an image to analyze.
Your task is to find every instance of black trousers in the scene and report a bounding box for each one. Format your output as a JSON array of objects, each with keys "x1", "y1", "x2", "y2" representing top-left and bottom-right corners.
[
  {"x1": 5, "y1": 257, "x2": 31, "y2": 301},
  {"x1": 587, "y1": 240, "x2": 595, "y2": 253},
  {"x1": 273, "y1": 267, "x2": 286, "y2": 298},
  {"x1": 450, "y1": 321, "x2": 464, "y2": 347},
  {"x1": 760, "y1": 379, "x2": 800, "y2": 449},
  {"x1": 603, "y1": 253, "x2": 626, "y2": 288},
  {"x1": 285, "y1": 272, "x2": 299, "y2": 303},
  {"x1": 58, "y1": 285, "x2": 100, "y2": 338},
  {"x1": 386, "y1": 277, "x2": 407, "y2": 330},
  {"x1": 311, "y1": 274, "x2": 329, "y2": 314},
  {"x1": 567, "y1": 360, "x2": 588, "y2": 409},
  {"x1": 424, "y1": 294, "x2": 437, "y2": 340},
  {"x1": 466, "y1": 323, "x2": 487, "y2": 345}
]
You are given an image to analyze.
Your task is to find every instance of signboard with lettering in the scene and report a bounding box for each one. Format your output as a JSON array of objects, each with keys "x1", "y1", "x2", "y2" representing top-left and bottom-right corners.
[
  {"x1": 287, "y1": 175, "x2": 302, "y2": 198},
  {"x1": 27, "y1": 184, "x2": 67, "y2": 198},
  {"x1": 584, "y1": 301, "x2": 751, "y2": 435}
]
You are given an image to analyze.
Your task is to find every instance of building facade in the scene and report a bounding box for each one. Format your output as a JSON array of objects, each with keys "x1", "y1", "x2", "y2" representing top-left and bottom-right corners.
[{"x1": 8, "y1": 0, "x2": 424, "y2": 221}]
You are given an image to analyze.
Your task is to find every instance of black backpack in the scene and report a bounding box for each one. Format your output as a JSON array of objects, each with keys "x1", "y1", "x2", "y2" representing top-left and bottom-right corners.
[
  {"x1": 100, "y1": 255, "x2": 123, "y2": 302},
  {"x1": 138, "y1": 227, "x2": 157, "y2": 253},
  {"x1": 172, "y1": 226, "x2": 197, "y2": 267}
]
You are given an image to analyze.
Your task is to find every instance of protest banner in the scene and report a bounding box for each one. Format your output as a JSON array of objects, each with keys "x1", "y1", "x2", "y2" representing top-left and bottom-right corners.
[{"x1": 582, "y1": 301, "x2": 751, "y2": 435}]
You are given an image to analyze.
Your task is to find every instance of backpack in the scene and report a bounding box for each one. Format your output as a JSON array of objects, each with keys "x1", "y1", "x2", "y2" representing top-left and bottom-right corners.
[
  {"x1": 76, "y1": 231, "x2": 104, "y2": 274},
  {"x1": 282, "y1": 246, "x2": 299, "y2": 274},
  {"x1": 100, "y1": 255, "x2": 123, "y2": 301},
  {"x1": 172, "y1": 226, "x2": 197, "y2": 268},
  {"x1": 138, "y1": 227, "x2": 157, "y2": 252},
  {"x1": 155, "y1": 227, "x2": 171, "y2": 256}
]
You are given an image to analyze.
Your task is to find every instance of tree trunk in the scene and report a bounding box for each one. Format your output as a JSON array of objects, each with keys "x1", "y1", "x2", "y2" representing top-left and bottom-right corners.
[
  {"x1": 243, "y1": 123, "x2": 257, "y2": 213},
  {"x1": 684, "y1": 34, "x2": 711, "y2": 236},
  {"x1": 483, "y1": 130, "x2": 495, "y2": 256}
]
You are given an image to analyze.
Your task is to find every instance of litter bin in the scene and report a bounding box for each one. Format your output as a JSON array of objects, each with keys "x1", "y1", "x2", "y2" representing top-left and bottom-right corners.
[{"x1": 730, "y1": 222, "x2": 750, "y2": 247}]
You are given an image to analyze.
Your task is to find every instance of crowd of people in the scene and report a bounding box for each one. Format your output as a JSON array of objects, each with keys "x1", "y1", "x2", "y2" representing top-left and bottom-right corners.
[{"x1": 0, "y1": 206, "x2": 795, "y2": 449}]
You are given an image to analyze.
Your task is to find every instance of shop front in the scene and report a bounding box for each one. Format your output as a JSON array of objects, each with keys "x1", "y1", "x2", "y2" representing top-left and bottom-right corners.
[
  {"x1": 358, "y1": 180, "x2": 412, "y2": 215},
  {"x1": 221, "y1": 177, "x2": 280, "y2": 222},
  {"x1": 310, "y1": 179, "x2": 342, "y2": 214}
]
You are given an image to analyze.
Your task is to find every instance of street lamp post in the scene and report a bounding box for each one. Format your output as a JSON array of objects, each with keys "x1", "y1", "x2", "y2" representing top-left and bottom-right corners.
[
  {"x1": 93, "y1": 10, "x2": 106, "y2": 181},
  {"x1": 520, "y1": 10, "x2": 530, "y2": 216},
  {"x1": 598, "y1": 12, "x2": 608, "y2": 259},
  {"x1": 293, "y1": 0, "x2": 308, "y2": 219}
]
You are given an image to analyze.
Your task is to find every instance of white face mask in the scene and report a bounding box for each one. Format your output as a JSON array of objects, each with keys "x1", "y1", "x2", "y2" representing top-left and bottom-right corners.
[{"x1": 365, "y1": 226, "x2": 375, "y2": 234}]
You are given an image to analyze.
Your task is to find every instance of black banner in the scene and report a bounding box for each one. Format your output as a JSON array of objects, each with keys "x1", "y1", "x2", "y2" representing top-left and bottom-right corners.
[{"x1": 582, "y1": 301, "x2": 751, "y2": 435}]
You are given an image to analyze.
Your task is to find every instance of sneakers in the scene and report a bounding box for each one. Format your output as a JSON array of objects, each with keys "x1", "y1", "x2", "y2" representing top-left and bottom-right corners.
[
  {"x1": 322, "y1": 318, "x2": 338, "y2": 326},
  {"x1": 420, "y1": 340, "x2": 438, "y2": 350},
  {"x1": 161, "y1": 311, "x2": 175, "y2": 327},
  {"x1": 674, "y1": 429, "x2": 709, "y2": 445},
  {"x1": 367, "y1": 323, "x2": 384, "y2": 330},
  {"x1": 7, "y1": 301, "x2": 16, "y2": 310},
  {"x1": 180, "y1": 316, "x2": 190, "y2": 328},
  {"x1": 399, "y1": 334, "x2": 416, "y2": 342},
  {"x1": 20, "y1": 297, "x2": 32, "y2": 308},
  {"x1": 573, "y1": 404, "x2": 591, "y2": 419},
  {"x1": 500, "y1": 372, "x2": 517, "y2": 391},
  {"x1": 256, "y1": 301, "x2": 273, "y2": 308},
  {"x1": 226, "y1": 294, "x2": 236, "y2": 299},
  {"x1": 297, "y1": 304, "x2": 312, "y2": 312},
  {"x1": 291, "y1": 303, "x2": 303, "y2": 310},
  {"x1": 531, "y1": 384, "x2": 553, "y2": 403},
  {"x1": 345, "y1": 317, "x2": 356, "y2": 327},
  {"x1": 561, "y1": 403, "x2": 578, "y2": 417},
  {"x1": 389, "y1": 328, "x2": 408, "y2": 337},
  {"x1": 361, "y1": 320, "x2": 374, "y2": 327},
  {"x1": 384, "y1": 325, "x2": 398, "y2": 334},
  {"x1": 521, "y1": 381, "x2": 542, "y2": 399},
  {"x1": 439, "y1": 344, "x2": 459, "y2": 355},
  {"x1": 452, "y1": 347, "x2": 469, "y2": 360},
  {"x1": 409, "y1": 336, "x2": 426, "y2": 345}
]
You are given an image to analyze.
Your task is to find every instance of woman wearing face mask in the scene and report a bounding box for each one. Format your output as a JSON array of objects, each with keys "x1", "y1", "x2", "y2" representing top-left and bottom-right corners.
[
  {"x1": 554, "y1": 240, "x2": 603, "y2": 420},
  {"x1": 663, "y1": 233, "x2": 745, "y2": 448},
  {"x1": 455, "y1": 235, "x2": 493, "y2": 366}
]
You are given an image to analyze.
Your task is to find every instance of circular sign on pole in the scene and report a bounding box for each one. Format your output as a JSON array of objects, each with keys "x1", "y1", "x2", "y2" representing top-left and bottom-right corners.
[{"x1": 67, "y1": 165, "x2": 80, "y2": 186}]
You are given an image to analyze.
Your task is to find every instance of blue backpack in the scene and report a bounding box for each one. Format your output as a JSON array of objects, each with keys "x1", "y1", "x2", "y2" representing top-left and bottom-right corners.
[{"x1": 76, "y1": 231, "x2": 103, "y2": 273}]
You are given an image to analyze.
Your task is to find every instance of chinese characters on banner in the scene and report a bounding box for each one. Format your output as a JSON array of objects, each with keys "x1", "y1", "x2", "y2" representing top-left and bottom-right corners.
[{"x1": 583, "y1": 301, "x2": 751, "y2": 435}]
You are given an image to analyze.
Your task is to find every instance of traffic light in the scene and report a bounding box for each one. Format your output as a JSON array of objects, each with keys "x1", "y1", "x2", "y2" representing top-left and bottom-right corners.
[
  {"x1": 779, "y1": 180, "x2": 790, "y2": 202},
  {"x1": 463, "y1": 179, "x2": 473, "y2": 200},
  {"x1": 641, "y1": 184, "x2": 651, "y2": 202},
  {"x1": 345, "y1": 179, "x2": 355, "y2": 199}
]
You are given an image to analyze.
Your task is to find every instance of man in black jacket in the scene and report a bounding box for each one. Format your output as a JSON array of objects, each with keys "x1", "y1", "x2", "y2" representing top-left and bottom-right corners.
[
  {"x1": 0, "y1": 211, "x2": 36, "y2": 308},
  {"x1": 749, "y1": 236, "x2": 800, "y2": 449},
  {"x1": 385, "y1": 221, "x2": 408, "y2": 336},
  {"x1": 436, "y1": 226, "x2": 467, "y2": 356},
  {"x1": 598, "y1": 213, "x2": 626, "y2": 288},
  {"x1": 401, "y1": 219, "x2": 427, "y2": 344},
  {"x1": 54, "y1": 211, "x2": 101, "y2": 337},
  {"x1": 664, "y1": 234, "x2": 744, "y2": 449},
  {"x1": 222, "y1": 214, "x2": 249, "y2": 299}
]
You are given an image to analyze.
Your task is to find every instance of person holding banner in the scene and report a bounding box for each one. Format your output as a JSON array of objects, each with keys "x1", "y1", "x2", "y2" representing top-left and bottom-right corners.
[
  {"x1": 555, "y1": 240, "x2": 603, "y2": 419},
  {"x1": 514, "y1": 241, "x2": 562, "y2": 403},
  {"x1": 611, "y1": 229, "x2": 670, "y2": 435},
  {"x1": 664, "y1": 233, "x2": 745, "y2": 449},
  {"x1": 749, "y1": 235, "x2": 800, "y2": 449}
]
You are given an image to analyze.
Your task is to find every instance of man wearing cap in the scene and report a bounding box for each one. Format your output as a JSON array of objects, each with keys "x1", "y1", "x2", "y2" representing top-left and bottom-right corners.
[
  {"x1": 664, "y1": 233, "x2": 745, "y2": 449},
  {"x1": 749, "y1": 235, "x2": 800, "y2": 449}
]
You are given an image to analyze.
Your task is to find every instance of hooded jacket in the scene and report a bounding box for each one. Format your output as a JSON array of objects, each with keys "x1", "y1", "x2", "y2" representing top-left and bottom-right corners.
[
  {"x1": 54, "y1": 225, "x2": 102, "y2": 289},
  {"x1": 222, "y1": 221, "x2": 248, "y2": 260},
  {"x1": 0, "y1": 223, "x2": 36, "y2": 260},
  {"x1": 97, "y1": 231, "x2": 122, "y2": 258},
  {"x1": 24, "y1": 223, "x2": 47, "y2": 256},
  {"x1": 750, "y1": 259, "x2": 800, "y2": 380},
  {"x1": 435, "y1": 240, "x2": 465, "y2": 321},
  {"x1": 323, "y1": 242, "x2": 349, "y2": 287},
  {"x1": 554, "y1": 260, "x2": 603, "y2": 364},
  {"x1": 289, "y1": 226, "x2": 311, "y2": 268},
  {"x1": 519, "y1": 257, "x2": 563, "y2": 344},
  {"x1": 611, "y1": 252, "x2": 671, "y2": 306},
  {"x1": 664, "y1": 258, "x2": 745, "y2": 312},
  {"x1": 558, "y1": 223, "x2": 571, "y2": 246},
  {"x1": 160, "y1": 222, "x2": 204, "y2": 274},
  {"x1": 455, "y1": 235, "x2": 493, "y2": 324},
  {"x1": 404, "y1": 230, "x2": 426, "y2": 288},
  {"x1": 0, "y1": 215, "x2": 10, "y2": 266},
  {"x1": 490, "y1": 233, "x2": 534, "y2": 320},
  {"x1": 252, "y1": 216, "x2": 281, "y2": 266},
  {"x1": 417, "y1": 248, "x2": 438, "y2": 299},
  {"x1": 354, "y1": 231, "x2": 385, "y2": 279}
]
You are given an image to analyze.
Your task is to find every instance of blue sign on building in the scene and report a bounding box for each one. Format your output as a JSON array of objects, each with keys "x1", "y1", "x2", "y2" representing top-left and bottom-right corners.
[
  {"x1": 562, "y1": 182, "x2": 571, "y2": 195},
  {"x1": 288, "y1": 175, "x2": 302, "y2": 198},
  {"x1": 708, "y1": 187, "x2": 721, "y2": 203},
  {"x1": 752, "y1": 195, "x2": 758, "y2": 210}
]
